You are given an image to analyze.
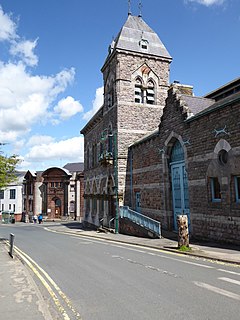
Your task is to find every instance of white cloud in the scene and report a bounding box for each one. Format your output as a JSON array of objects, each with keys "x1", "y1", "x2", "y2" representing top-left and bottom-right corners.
[
  {"x1": 54, "y1": 96, "x2": 83, "y2": 120},
  {"x1": 25, "y1": 136, "x2": 84, "y2": 162},
  {"x1": 0, "y1": 6, "x2": 76, "y2": 144},
  {"x1": 0, "y1": 61, "x2": 75, "y2": 141},
  {"x1": 83, "y1": 86, "x2": 104, "y2": 120},
  {"x1": 185, "y1": 0, "x2": 225, "y2": 6},
  {"x1": 26, "y1": 135, "x2": 55, "y2": 147},
  {"x1": 10, "y1": 39, "x2": 39, "y2": 66},
  {"x1": 0, "y1": 6, "x2": 17, "y2": 41}
]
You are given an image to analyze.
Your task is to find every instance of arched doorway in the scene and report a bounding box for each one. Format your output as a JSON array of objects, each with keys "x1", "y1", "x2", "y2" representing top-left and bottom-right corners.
[
  {"x1": 170, "y1": 140, "x2": 190, "y2": 231},
  {"x1": 54, "y1": 198, "x2": 61, "y2": 218}
]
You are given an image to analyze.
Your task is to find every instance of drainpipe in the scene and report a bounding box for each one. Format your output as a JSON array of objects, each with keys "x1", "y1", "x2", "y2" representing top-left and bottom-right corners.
[{"x1": 114, "y1": 132, "x2": 119, "y2": 234}]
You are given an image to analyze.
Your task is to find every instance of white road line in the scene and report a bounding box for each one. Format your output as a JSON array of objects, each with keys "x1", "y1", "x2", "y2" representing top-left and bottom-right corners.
[
  {"x1": 45, "y1": 227, "x2": 218, "y2": 269},
  {"x1": 218, "y1": 269, "x2": 240, "y2": 276},
  {"x1": 156, "y1": 254, "x2": 214, "y2": 269},
  {"x1": 219, "y1": 277, "x2": 240, "y2": 286},
  {"x1": 193, "y1": 281, "x2": 240, "y2": 301}
]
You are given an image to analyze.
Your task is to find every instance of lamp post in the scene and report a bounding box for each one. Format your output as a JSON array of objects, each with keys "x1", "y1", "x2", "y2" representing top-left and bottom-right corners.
[
  {"x1": 113, "y1": 132, "x2": 119, "y2": 234},
  {"x1": 100, "y1": 129, "x2": 119, "y2": 233}
]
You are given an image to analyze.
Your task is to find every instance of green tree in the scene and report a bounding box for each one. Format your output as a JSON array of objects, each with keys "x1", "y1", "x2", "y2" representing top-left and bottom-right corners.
[{"x1": 0, "y1": 154, "x2": 20, "y2": 189}]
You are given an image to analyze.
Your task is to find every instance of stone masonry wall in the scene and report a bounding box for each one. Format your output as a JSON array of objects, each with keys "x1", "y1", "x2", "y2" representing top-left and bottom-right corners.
[{"x1": 128, "y1": 85, "x2": 240, "y2": 245}]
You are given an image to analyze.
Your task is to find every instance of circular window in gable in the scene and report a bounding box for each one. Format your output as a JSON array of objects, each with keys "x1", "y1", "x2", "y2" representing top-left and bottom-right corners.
[{"x1": 218, "y1": 149, "x2": 228, "y2": 165}]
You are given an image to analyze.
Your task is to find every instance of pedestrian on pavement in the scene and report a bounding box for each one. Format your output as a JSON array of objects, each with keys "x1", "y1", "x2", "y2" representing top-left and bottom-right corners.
[
  {"x1": 33, "y1": 214, "x2": 37, "y2": 223},
  {"x1": 38, "y1": 214, "x2": 43, "y2": 224}
]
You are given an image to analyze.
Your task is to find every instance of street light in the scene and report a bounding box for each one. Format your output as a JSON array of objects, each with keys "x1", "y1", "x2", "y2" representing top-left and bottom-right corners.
[{"x1": 100, "y1": 129, "x2": 119, "y2": 234}]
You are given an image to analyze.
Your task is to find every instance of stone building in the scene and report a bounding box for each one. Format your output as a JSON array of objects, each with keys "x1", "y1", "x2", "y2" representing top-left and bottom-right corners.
[
  {"x1": 81, "y1": 13, "x2": 240, "y2": 244},
  {"x1": 126, "y1": 79, "x2": 240, "y2": 245},
  {"x1": 23, "y1": 163, "x2": 84, "y2": 222},
  {"x1": 81, "y1": 14, "x2": 172, "y2": 228}
]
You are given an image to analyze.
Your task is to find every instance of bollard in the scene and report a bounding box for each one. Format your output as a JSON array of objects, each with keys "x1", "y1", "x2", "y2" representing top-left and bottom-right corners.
[
  {"x1": 9, "y1": 233, "x2": 15, "y2": 258},
  {"x1": 177, "y1": 215, "x2": 189, "y2": 248}
]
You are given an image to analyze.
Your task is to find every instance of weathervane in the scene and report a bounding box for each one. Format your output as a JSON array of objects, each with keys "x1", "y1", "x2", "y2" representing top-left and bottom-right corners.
[
  {"x1": 128, "y1": 0, "x2": 132, "y2": 15},
  {"x1": 138, "y1": 0, "x2": 143, "y2": 17}
]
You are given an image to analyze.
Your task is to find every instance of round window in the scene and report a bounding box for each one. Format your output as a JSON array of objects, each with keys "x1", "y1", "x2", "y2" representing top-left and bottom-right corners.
[{"x1": 218, "y1": 149, "x2": 228, "y2": 165}]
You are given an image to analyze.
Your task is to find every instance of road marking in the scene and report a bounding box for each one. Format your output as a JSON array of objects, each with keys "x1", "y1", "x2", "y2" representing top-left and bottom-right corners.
[
  {"x1": 155, "y1": 254, "x2": 214, "y2": 269},
  {"x1": 45, "y1": 227, "x2": 237, "y2": 269},
  {"x1": 219, "y1": 277, "x2": 240, "y2": 286},
  {"x1": 13, "y1": 246, "x2": 71, "y2": 320},
  {"x1": 218, "y1": 269, "x2": 240, "y2": 276},
  {"x1": 111, "y1": 254, "x2": 179, "y2": 277},
  {"x1": 12, "y1": 245, "x2": 82, "y2": 320},
  {"x1": 193, "y1": 281, "x2": 240, "y2": 301}
]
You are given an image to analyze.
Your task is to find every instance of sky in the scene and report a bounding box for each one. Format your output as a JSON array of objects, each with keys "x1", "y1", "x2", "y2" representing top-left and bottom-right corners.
[{"x1": 0, "y1": 0, "x2": 239, "y2": 172}]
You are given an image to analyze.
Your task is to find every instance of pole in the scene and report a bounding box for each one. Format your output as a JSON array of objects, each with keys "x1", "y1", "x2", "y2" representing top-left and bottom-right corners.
[
  {"x1": 9, "y1": 233, "x2": 15, "y2": 258},
  {"x1": 114, "y1": 133, "x2": 119, "y2": 234}
]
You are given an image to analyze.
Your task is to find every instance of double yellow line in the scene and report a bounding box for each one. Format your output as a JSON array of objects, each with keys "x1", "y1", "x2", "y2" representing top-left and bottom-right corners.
[{"x1": 7, "y1": 242, "x2": 82, "y2": 320}]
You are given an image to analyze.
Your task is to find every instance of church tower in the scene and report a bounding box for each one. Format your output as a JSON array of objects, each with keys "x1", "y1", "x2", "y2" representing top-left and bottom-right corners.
[
  {"x1": 81, "y1": 12, "x2": 172, "y2": 228},
  {"x1": 101, "y1": 13, "x2": 172, "y2": 203}
]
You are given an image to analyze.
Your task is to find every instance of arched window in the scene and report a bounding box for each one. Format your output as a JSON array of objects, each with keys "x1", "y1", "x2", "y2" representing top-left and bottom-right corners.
[
  {"x1": 146, "y1": 80, "x2": 155, "y2": 105},
  {"x1": 107, "y1": 82, "x2": 114, "y2": 108},
  {"x1": 171, "y1": 140, "x2": 184, "y2": 163},
  {"x1": 86, "y1": 146, "x2": 90, "y2": 169},
  {"x1": 135, "y1": 78, "x2": 143, "y2": 103},
  {"x1": 92, "y1": 143, "x2": 97, "y2": 167}
]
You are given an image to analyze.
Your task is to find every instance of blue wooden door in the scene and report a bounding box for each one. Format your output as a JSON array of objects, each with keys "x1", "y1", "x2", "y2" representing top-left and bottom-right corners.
[{"x1": 171, "y1": 162, "x2": 190, "y2": 231}]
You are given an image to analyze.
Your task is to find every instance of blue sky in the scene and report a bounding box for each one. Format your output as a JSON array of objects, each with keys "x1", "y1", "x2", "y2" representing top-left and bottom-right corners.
[{"x1": 0, "y1": 0, "x2": 239, "y2": 172}]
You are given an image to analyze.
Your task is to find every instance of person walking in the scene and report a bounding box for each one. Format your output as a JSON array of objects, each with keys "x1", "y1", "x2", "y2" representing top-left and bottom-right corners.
[
  {"x1": 38, "y1": 214, "x2": 43, "y2": 224},
  {"x1": 33, "y1": 214, "x2": 37, "y2": 223}
]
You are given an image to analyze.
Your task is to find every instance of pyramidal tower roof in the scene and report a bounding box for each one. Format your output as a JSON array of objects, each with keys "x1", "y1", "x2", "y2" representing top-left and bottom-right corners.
[{"x1": 111, "y1": 14, "x2": 171, "y2": 59}]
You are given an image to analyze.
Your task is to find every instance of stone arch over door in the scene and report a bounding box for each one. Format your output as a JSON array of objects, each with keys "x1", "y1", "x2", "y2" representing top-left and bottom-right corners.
[
  {"x1": 161, "y1": 132, "x2": 190, "y2": 231},
  {"x1": 169, "y1": 139, "x2": 190, "y2": 231}
]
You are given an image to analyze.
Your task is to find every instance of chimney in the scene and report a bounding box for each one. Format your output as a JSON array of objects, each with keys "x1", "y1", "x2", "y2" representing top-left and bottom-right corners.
[{"x1": 171, "y1": 81, "x2": 193, "y2": 96}]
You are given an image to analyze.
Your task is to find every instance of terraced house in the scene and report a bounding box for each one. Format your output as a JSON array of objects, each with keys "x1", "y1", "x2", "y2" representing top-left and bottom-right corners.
[{"x1": 81, "y1": 12, "x2": 240, "y2": 245}]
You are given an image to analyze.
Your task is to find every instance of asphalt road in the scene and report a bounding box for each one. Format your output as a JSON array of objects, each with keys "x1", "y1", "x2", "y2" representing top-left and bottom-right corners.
[{"x1": 1, "y1": 223, "x2": 240, "y2": 320}]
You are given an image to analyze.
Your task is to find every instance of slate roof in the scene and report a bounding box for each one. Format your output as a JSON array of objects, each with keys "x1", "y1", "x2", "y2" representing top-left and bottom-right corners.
[
  {"x1": 112, "y1": 15, "x2": 171, "y2": 59},
  {"x1": 15, "y1": 171, "x2": 27, "y2": 178},
  {"x1": 186, "y1": 91, "x2": 240, "y2": 122},
  {"x1": 63, "y1": 162, "x2": 84, "y2": 173},
  {"x1": 181, "y1": 95, "x2": 214, "y2": 116}
]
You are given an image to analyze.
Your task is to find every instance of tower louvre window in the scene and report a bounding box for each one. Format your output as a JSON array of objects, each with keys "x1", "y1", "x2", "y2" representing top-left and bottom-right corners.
[
  {"x1": 146, "y1": 81, "x2": 155, "y2": 105},
  {"x1": 135, "y1": 78, "x2": 143, "y2": 103}
]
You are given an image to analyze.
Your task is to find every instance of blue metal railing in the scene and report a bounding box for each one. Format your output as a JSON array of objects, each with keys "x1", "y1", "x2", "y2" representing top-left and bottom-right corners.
[{"x1": 120, "y1": 206, "x2": 161, "y2": 238}]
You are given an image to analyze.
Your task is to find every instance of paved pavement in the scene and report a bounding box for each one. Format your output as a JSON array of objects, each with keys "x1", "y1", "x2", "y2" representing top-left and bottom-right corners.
[
  {"x1": 0, "y1": 239, "x2": 53, "y2": 320},
  {"x1": 0, "y1": 222, "x2": 239, "y2": 319}
]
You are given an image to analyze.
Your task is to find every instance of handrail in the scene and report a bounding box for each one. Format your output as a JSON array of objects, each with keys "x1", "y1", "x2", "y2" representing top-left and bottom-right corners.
[
  {"x1": 120, "y1": 206, "x2": 161, "y2": 238},
  {"x1": 109, "y1": 217, "x2": 115, "y2": 229}
]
